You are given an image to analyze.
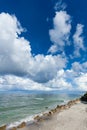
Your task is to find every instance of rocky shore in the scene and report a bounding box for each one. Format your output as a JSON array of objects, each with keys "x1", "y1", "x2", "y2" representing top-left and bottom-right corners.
[
  {"x1": 20, "y1": 98, "x2": 87, "y2": 130},
  {"x1": 0, "y1": 98, "x2": 81, "y2": 130}
]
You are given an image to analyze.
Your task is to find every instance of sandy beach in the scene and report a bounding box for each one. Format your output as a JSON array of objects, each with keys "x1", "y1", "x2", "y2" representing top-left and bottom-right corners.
[{"x1": 17, "y1": 101, "x2": 87, "y2": 130}]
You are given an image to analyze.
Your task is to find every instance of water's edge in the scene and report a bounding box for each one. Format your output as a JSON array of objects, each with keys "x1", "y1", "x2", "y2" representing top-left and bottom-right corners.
[{"x1": 0, "y1": 98, "x2": 81, "y2": 130}]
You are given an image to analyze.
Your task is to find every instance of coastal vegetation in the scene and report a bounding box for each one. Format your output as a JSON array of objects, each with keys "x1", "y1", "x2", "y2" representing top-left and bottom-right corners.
[{"x1": 80, "y1": 92, "x2": 87, "y2": 102}]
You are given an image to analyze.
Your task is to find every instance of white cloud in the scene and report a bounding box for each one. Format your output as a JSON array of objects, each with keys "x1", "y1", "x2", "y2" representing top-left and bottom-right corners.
[
  {"x1": 73, "y1": 24, "x2": 85, "y2": 57},
  {"x1": 0, "y1": 13, "x2": 31, "y2": 75},
  {"x1": 0, "y1": 12, "x2": 86, "y2": 92},
  {"x1": 65, "y1": 68, "x2": 87, "y2": 91},
  {"x1": 0, "y1": 12, "x2": 67, "y2": 92},
  {"x1": 63, "y1": 64, "x2": 87, "y2": 91},
  {"x1": 54, "y1": 0, "x2": 67, "y2": 11},
  {"x1": 72, "y1": 62, "x2": 87, "y2": 73},
  {"x1": 45, "y1": 70, "x2": 72, "y2": 90},
  {"x1": 45, "y1": 67, "x2": 87, "y2": 91},
  {"x1": 74, "y1": 73, "x2": 87, "y2": 91},
  {"x1": 29, "y1": 54, "x2": 67, "y2": 82},
  {"x1": 0, "y1": 67, "x2": 87, "y2": 91},
  {"x1": 0, "y1": 75, "x2": 52, "y2": 91},
  {"x1": 48, "y1": 11, "x2": 71, "y2": 53}
]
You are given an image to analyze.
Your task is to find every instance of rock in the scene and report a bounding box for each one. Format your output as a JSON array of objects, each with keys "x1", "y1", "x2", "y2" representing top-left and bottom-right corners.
[
  {"x1": 57, "y1": 105, "x2": 59, "y2": 108},
  {"x1": 10, "y1": 127, "x2": 17, "y2": 130},
  {"x1": 45, "y1": 107, "x2": 48, "y2": 109},
  {"x1": 48, "y1": 111, "x2": 53, "y2": 115},
  {"x1": 50, "y1": 109, "x2": 56, "y2": 113},
  {"x1": 67, "y1": 100, "x2": 74, "y2": 107},
  {"x1": 0, "y1": 125, "x2": 6, "y2": 130},
  {"x1": 34, "y1": 115, "x2": 43, "y2": 122},
  {"x1": 64, "y1": 105, "x2": 69, "y2": 109},
  {"x1": 17, "y1": 122, "x2": 26, "y2": 128},
  {"x1": 58, "y1": 105, "x2": 66, "y2": 110},
  {"x1": 80, "y1": 92, "x2": 87, "y2": 102},
  {"x1": 34, "y1": 115, "x2": 40, "y2": 120},
  {"x1": 43, "y1": 113, "x2": 48, "y2": 116}
]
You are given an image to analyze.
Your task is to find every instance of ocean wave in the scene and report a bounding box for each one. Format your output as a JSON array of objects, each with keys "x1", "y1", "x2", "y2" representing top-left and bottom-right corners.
[
  {"x1": 34, "y1": 98, "x2": 44, "y2": 100},
  {"x1": 6, "y1": 115, "x2": 34, "y2": 129}
]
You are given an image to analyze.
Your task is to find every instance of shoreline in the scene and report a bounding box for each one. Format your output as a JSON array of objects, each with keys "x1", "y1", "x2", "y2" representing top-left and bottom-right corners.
[{"x1": 0, "y1": 98, "x2": 81, "y2": 130}]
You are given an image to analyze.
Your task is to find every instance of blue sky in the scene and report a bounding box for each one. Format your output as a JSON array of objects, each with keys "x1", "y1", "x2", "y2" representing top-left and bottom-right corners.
[{"x1": 0, "y1": 0, "x2": 87, "y2": 91}]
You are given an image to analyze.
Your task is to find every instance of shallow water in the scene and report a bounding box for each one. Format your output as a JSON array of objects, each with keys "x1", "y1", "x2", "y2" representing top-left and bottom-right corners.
[{"x1": 0, "y1": 91, "x2": 83, "y2": 127}]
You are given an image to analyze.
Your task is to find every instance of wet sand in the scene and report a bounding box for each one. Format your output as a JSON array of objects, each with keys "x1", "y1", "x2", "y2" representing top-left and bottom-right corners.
[{"x1": 18, "y1": 101, "x2": 87, "y2": 130}]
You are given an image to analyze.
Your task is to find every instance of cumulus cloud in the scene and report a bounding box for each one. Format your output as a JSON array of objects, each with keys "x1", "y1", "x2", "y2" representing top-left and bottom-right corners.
[
  {"x1": 29, "y1": 54, "x2": 67, "y2": 82},
  {"x1": 64, "y1": 63, "x2": 87, "y2": 91},
  {"x1": 0, "y1": 12, "x2": 86, "y2": 92},
  {"x1": 0, "y1": 12, "x2": 67, "y2": 91},
  {"x1": 46, "y1": 67, "x2": 87, "y2": 91},
  {"x1": 73, "y1": 24, "x2": 85, "y2": 57},
  {"x1": 72, "y1": 62, "x2": 87, "y2": 74},
  {"x1": 0, "y1": 75, "x2": 52, "y2": 91},
  {"x1": 48, "y1": 11, "x2": 71, "y2": 53},
  {"x1": 48, "y1": 68, "x2": 87, "y2": 91},
  {"x1": 0, "y1": 13, "x2": 31, "y2": 75},
  {"x1": 45, "y1": 70, "x2": 72, "y2": 90},
  {"x1": 74, "y1": 73, "x2": 87, "y2": 91}
]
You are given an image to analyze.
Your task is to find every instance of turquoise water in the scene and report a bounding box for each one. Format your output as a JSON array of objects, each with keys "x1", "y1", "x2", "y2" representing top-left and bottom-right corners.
[{"x1": 0, "y1": 91, "x2": 83, "y2": 127}]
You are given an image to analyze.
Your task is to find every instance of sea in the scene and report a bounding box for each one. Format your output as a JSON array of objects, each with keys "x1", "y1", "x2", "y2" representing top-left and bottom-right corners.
[{"x1": 0, "y1": 90, "x2": 84, "y2": 128}]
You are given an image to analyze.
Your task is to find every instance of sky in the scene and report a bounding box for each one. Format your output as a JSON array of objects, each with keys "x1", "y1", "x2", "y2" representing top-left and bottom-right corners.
[{"x1": 0, "y1": 0, "x2": 87, "y2": 91}]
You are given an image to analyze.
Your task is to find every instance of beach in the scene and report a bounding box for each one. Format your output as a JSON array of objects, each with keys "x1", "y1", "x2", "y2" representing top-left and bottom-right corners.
[
  {"x1": 0, "y1": 92, "x2": 82, "y2": 128},
  {"x1": 0, "y1": 94, "x2": 86, "y2": 130},
  {"x1": 17, "y1": 100, "x2": 87, "y2": 130}
]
